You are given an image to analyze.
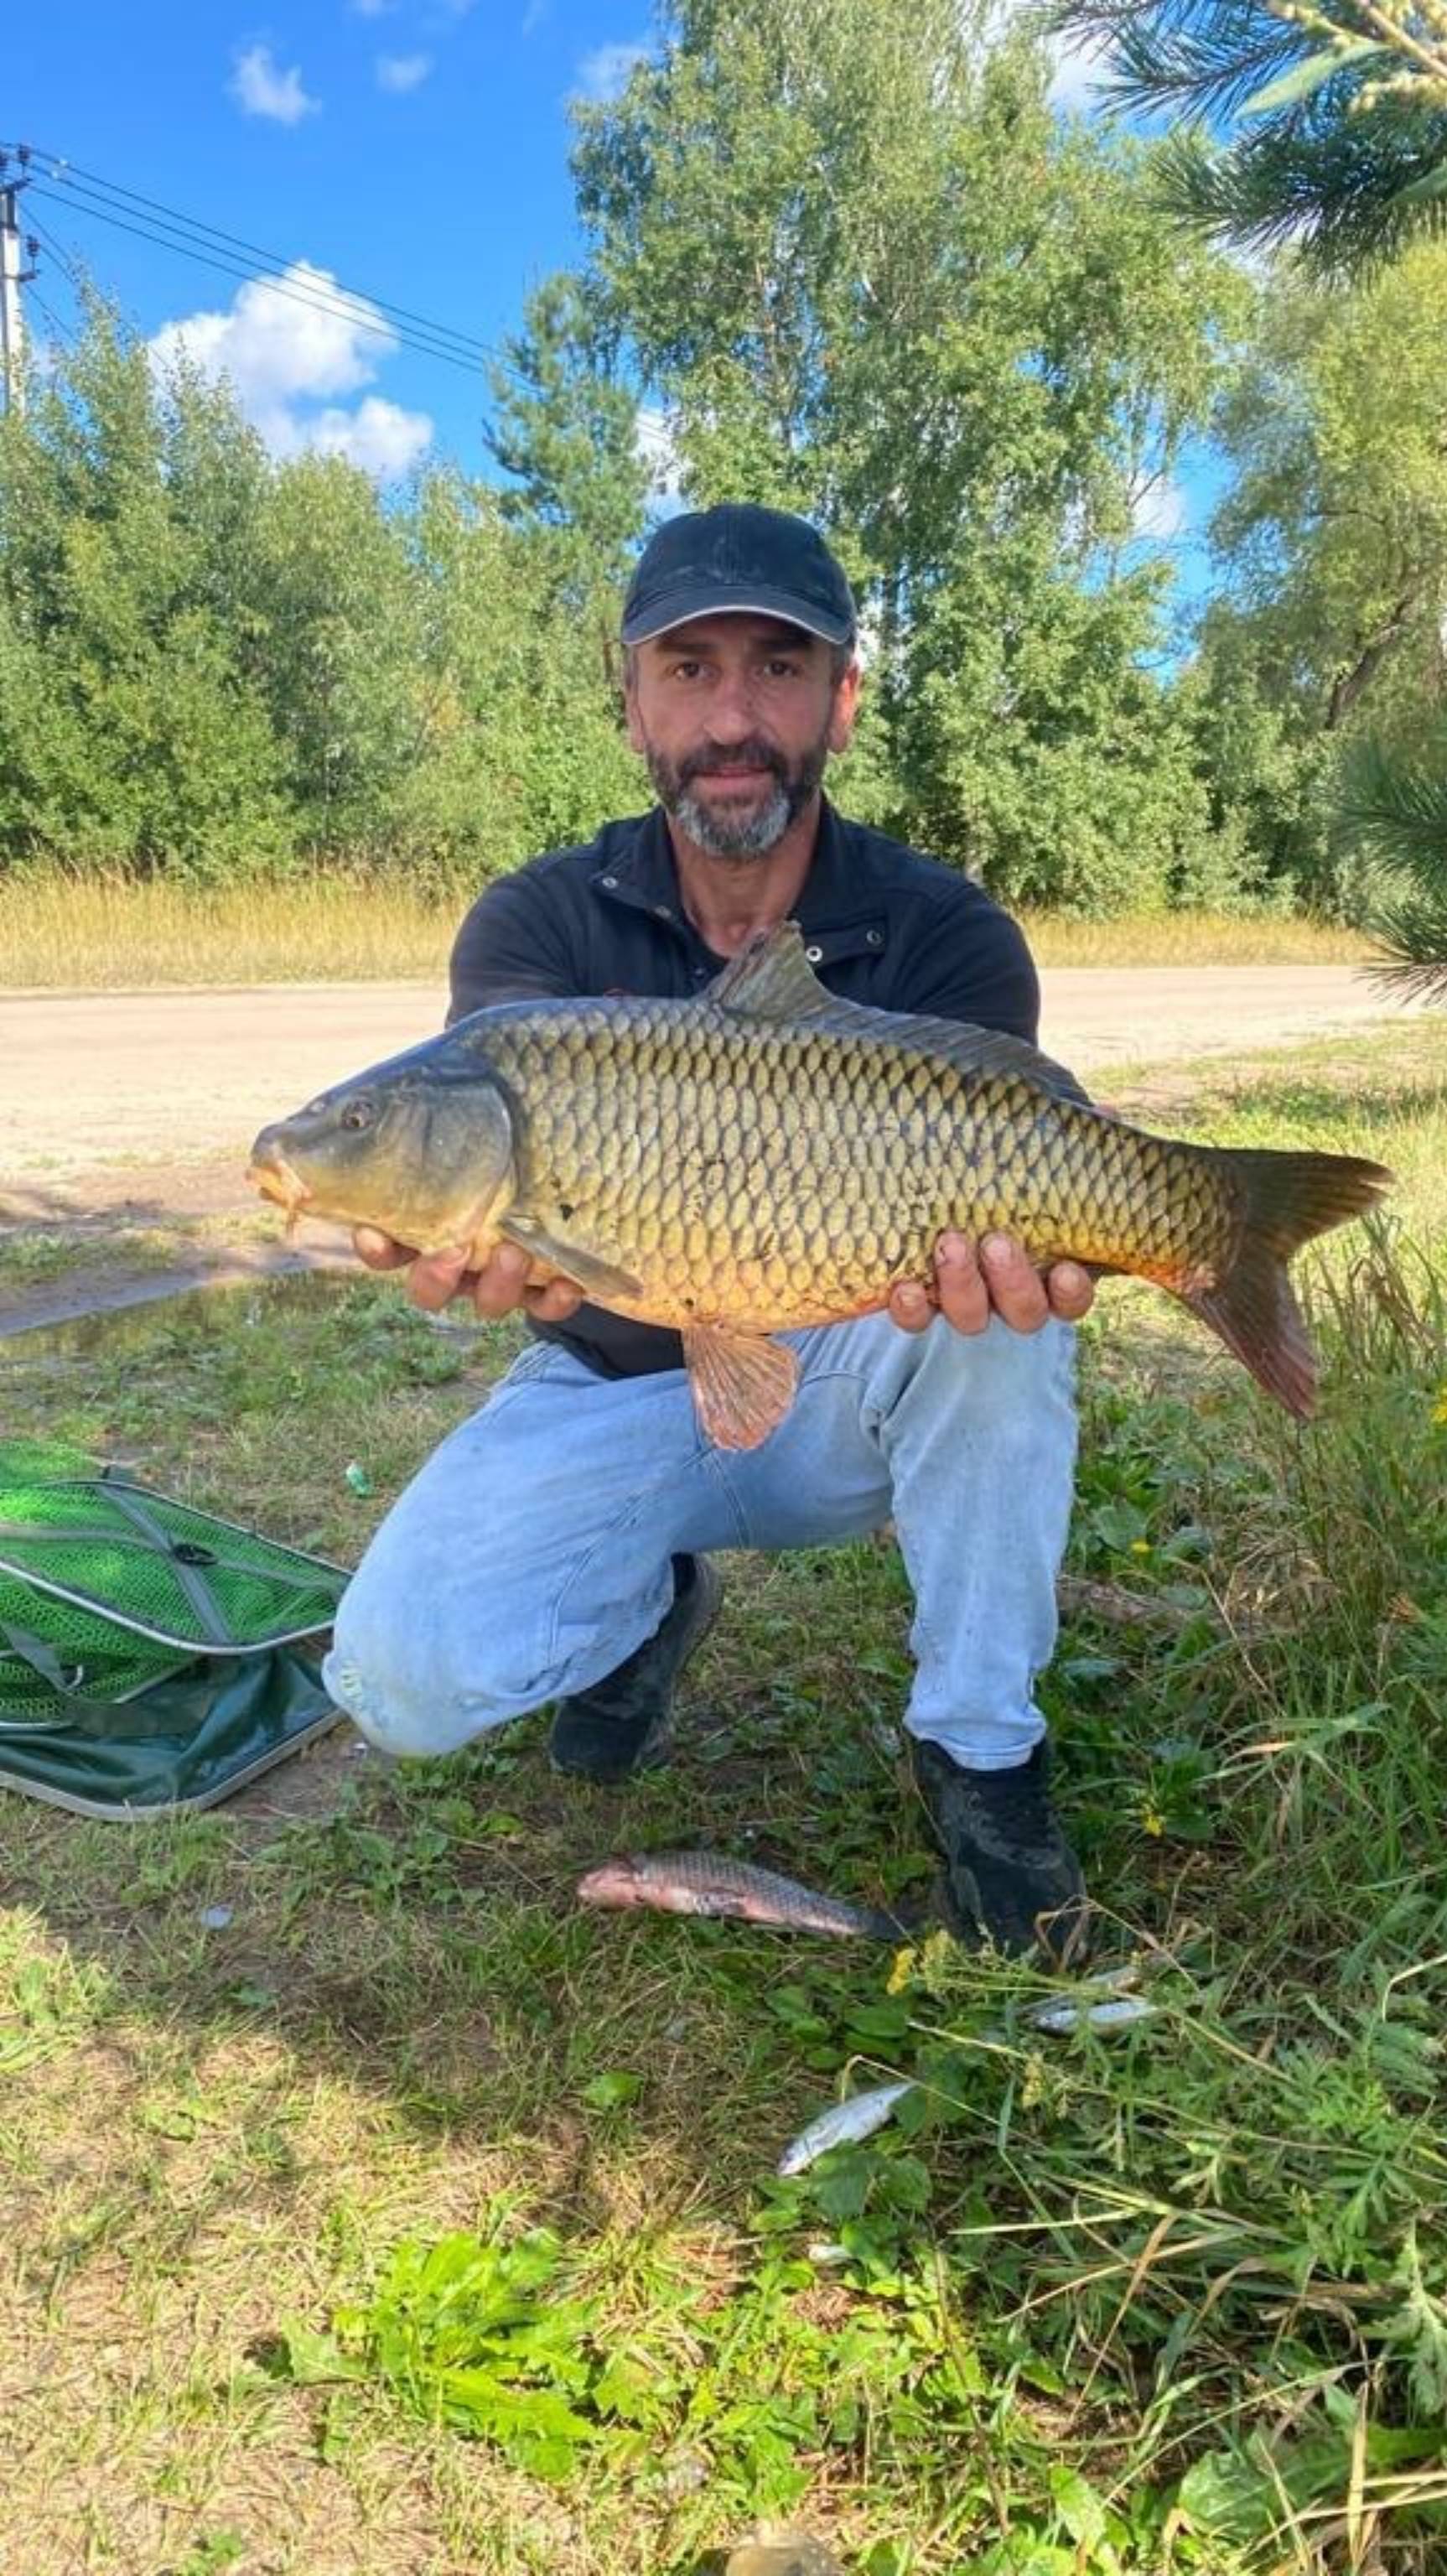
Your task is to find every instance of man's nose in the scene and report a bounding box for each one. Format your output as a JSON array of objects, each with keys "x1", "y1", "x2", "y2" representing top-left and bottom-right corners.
[{"x1": 704, "y1": 670, "x2": 762, "y2": 739}]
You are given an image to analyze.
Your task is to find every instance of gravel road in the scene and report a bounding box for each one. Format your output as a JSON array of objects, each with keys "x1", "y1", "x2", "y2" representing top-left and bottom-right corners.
[{"x1": 0, "y1": 963, "x2": 1418, "y2": 1191}]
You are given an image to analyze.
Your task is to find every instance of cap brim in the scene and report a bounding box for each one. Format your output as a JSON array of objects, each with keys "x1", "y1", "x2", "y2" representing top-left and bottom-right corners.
[{"x1": 620, "y1": 584, "x2": 854, "y2": 647}]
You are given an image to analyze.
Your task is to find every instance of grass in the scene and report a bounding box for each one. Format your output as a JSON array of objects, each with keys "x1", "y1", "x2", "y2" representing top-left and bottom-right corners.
[
  {"x1": 3, "y1": 1029, "x2": 1447, "y2": 2573},
  {"x1": 0, "y1": 870, "x2": 1377, "y2": 989}
]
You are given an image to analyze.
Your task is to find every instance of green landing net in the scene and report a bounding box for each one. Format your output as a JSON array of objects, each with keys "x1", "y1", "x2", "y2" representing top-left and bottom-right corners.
[{"x1": 0, "y1": 1441, "x2": 351, "y2": 1816}]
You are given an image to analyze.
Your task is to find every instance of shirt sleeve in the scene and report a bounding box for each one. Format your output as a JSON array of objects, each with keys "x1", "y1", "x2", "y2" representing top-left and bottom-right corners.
[
  {"x1": 887, "y1": 891, "x2": 1040, "y2": 1043},
  {"x1": 447, "y1": 869, "x2": 583, "y2": 1025}
]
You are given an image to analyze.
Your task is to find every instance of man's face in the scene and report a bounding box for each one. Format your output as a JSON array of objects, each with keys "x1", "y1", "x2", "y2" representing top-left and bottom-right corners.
[{"x1": 625, "y1": 614, "x2": 860, "y2": 860}]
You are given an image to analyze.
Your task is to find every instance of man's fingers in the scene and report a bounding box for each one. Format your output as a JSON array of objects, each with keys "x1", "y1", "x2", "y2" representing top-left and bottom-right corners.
[
  {"x1": 407, "y1": 1245, "x2": 476, "y2": 1312},
  {"x1": 934, "y1": 1233, "x2": 993, "y2": 1335},
  {"x1": 353, "y1": 1225, "x2": 414, "y2": 1273},
  {"x1": 888, "y1": 1276, "x2": 937, "y2": 1335},
  {"x1": 1045, "y1": 1259, "x2": 1096, "y2": 1323},
  {"x1": 977, "y1": 1232, "x2": 1051, "y2": 1332},
  {"x1": 523, "y1": 1277, "x2": 586, "y2": 1322},
  {"x1": 468, "y1": 1241, "x2": 533, "y2": 1318}
]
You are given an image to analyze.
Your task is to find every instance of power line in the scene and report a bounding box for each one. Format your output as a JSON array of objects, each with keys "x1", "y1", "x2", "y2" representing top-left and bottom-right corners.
[
  {"x1": 27, "y1": 214, "x2": 84, "y2": 291},
  {"x1": 26, "y1": 182, "x2": 500, "y2": 382},
  {"x1": 8, "y1": 146, "x2": 526, "y2": 388},
  {"x1": 12, "y1": 143, "x2": 500, "y2": 366},
  {"x1": 28, "y1": 284, "x2": 70, "y2": 345}
]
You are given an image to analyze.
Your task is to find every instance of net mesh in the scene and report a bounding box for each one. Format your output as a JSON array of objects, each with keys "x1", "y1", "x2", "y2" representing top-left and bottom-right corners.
[{"x1": 0, "y1": 1482, "x2": 348, "y2": 1652}]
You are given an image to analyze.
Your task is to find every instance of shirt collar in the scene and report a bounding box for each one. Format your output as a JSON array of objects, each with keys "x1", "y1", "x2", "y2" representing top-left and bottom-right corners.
[{"x1": 591, "y1": 796, "x2": 881, "y2": 932}]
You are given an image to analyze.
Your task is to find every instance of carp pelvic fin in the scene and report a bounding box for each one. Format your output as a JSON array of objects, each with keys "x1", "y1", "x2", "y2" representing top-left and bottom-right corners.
[
  {"x1": 500, "y1": 1213, "x2": 643, "y2": 1305},
  {"x1": 1185, "y1": 1146, "x2": 1393, "y2": 1417},
  {"x1": 683, "y1": 1324, "x2": 800, "y2": 1450}
]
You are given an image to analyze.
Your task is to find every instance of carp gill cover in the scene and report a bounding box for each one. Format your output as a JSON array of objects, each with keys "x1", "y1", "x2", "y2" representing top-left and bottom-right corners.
[{"x1": 249, "y1": 923, "x2": 1391, "y2": 1448}]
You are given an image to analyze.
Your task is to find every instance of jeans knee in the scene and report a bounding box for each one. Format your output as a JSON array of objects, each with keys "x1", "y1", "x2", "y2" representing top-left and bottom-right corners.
[
  {"x1": 884, "y1": 1312, "x2": 1076, "y2": 1431},
  {"x1": 324, "y1": 1586, "x2": 558, "y2": 1757}
]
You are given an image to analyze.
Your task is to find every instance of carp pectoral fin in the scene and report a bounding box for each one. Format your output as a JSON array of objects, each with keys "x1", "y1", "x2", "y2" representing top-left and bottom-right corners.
[
  {"x1": 500, "y1": 1213, "x2": 642, "y2": 1306},
  {"x1": 683, "y1": 1326, "x2": 799, "y2": 1450}
]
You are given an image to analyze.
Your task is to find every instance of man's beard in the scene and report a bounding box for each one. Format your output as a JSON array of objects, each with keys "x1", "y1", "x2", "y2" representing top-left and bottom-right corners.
[{"x1": 641, "y1": 727, "x2": 830, "y2": 861}]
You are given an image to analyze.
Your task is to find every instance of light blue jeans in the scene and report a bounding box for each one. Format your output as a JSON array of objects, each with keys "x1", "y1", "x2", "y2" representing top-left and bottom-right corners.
[{"x1": 323, "y1": 1311, "x2": 1078, "y2": 1772}]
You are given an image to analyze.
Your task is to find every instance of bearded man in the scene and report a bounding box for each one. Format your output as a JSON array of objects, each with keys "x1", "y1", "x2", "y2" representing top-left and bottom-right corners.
[{"x1": 325, "y1": 502, "x2": 1097, "y2": 1958}]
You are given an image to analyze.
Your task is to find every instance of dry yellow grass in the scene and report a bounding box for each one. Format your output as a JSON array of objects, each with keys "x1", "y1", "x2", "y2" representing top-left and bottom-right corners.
[{"x1": 0, "y1": 872, "x2": 1376, "y2": 989}]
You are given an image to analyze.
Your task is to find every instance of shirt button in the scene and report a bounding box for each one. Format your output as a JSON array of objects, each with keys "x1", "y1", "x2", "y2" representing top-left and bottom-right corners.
[
  {"x1": 865, "y1": 928, "x2": 884, "y2": 948},
  {"x1": 654, "y1": 904, "x2": 673, "y2": 922},
  {"x1": 804, "y1": 943, "x2": 823, "y2": 963},
  {"x1": 599, "y1": 874, "x2": 618, "y2": 890}
]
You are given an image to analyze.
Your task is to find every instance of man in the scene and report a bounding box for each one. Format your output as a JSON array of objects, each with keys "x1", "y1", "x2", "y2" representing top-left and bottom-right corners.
[{"x1": 325, "y1": 502, "x2": 1097, "y2": 1957}]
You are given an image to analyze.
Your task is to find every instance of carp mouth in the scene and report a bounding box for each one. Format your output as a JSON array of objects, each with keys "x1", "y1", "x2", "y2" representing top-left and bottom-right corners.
[{"x1": 246, "y1": 1150, "x2": 314, "y2": 1234}]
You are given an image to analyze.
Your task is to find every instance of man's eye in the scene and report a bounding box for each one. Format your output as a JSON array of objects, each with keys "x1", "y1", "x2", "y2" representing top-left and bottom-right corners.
[
  {"x1": 763, "y1": 659, "x2": 802, "y2": 680},
  {"x1": 672, "y1": 659, "x2": 703, "y2": 681}
]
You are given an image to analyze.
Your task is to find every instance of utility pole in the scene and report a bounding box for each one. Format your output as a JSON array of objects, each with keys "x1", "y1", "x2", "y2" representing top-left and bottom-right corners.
[{"x1": 0, "y1": 145, "x2": 38, "y2": 415}]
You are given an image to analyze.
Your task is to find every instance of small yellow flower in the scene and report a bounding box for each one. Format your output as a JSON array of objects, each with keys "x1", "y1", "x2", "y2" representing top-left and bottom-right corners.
[
  {"x1": 1130, "y1": 1539, "x2": 1151, "y2": 1555},
  {"x1": 1140, "y1": 1801, "x2": 1165, "y2": 1838},
  {"x1": 1433, "y1": 1384, "x2": 1447, "y2": 1427}
]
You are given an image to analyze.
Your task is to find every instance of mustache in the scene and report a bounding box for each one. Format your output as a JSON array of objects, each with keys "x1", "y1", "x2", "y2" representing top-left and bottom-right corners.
[{"x1": 678, "y1": 739, "x2": 786, "y2": 787}]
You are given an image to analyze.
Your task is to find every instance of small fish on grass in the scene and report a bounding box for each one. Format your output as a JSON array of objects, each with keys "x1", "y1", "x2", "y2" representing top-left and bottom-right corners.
[
  {"x1": 1029, "y1": 1992, "x2": 1158, "y2": 2034},
  {"x1": 777, "y1": 2078, "x2": 918, "y2": 2177},
  {"x1": 576, "y1": 1849, "x2": 900, "y2": 1941}
]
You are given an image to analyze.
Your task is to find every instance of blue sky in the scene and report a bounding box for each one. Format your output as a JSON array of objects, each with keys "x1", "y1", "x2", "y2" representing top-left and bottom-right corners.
[
  {"x1": 13, "y1": 1, "x2": 651, "y2": 475},
  {"x1": 9, "y1": 3, "x2": 1221, "y2": 613}
]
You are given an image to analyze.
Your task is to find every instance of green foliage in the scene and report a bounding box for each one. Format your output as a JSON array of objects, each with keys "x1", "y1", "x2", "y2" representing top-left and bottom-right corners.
[
  {"x1": 1185, "y1": 239, "x2": 1447, "y2": 914},
  {"x1": 0, "y1": 297, "x2": 645, "y2": 891},
  {"x1": 1054, "y1": 1, "x2": 1447, "y2": 275},
  {"x1": 280, "y1": 2224, "x2": 599, "y2": 2478},
  {"x1": 573, "y1": 0, "x2": 1246, "y2": 912}
]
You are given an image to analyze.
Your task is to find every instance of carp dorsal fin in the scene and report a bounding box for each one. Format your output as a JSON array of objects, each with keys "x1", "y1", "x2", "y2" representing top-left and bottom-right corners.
[
  {"x1": 706, "y1": 920, "x2": 838, "y2": 1022},
  {"x1": 706, "y1": 920, "x2": 1088, "y2": 1104},
  {"x1": 682, "y1": 1324, "x2": 799, "y2": 1450}
]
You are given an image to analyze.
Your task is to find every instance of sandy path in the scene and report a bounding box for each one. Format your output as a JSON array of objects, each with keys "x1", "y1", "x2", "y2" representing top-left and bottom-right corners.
[{"x1": 0, "y1": 964, "x2": 1418, "y2": 1196}]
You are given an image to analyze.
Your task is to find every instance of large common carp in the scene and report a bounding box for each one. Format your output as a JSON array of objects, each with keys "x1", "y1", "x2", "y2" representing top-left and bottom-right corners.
[{"x1": 248, "y1": 922, "x2": 1390, "y2": 1448}]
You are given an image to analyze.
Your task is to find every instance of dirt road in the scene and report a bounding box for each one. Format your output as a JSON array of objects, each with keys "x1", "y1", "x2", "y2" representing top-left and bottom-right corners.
[{"x1": 0, "y1": 963, "x2": 1418, "y2": 1194}]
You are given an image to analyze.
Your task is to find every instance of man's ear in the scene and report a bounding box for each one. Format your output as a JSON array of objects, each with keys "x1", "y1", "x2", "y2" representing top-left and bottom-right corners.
[{"x1": 828, "y1": 657, "x2": 863, "y2": 755}]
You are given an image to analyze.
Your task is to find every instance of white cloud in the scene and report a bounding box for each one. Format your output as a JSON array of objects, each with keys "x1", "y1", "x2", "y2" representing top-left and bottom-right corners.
[
  {"x1": 521, "y1": 0, "x2": 547, "y2": 29},
  {"x1": 376, "y1": 50, "x2": 432, "y2": 91},
  {"x1": 229, "y1": 43, "x2": 319, "y2": 125},
  {"x1": 290, "y1": 396, "x2": 433, "y2": 478},
  {"x1": 149, "y1": 265, "x2": 432, "y2": 482},
  {"x1": 573, "y1": 38, "x2": 650, "y2": 102},
  {"x1": 1131, "y1": 474, "x2": 1190, "y2": 543}
]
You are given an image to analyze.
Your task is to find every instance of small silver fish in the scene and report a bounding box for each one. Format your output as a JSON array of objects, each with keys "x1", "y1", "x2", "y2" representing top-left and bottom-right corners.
[
  {"x1": 777, "y1": 2079, "x2": 917, "y2": 2177},
  {"x1": 576, "y1": 1850, "x2": 899, "y2": 1940},
  {"x1": 1029, "y1": 1993, "x2": 1158, "y2": 2034}
]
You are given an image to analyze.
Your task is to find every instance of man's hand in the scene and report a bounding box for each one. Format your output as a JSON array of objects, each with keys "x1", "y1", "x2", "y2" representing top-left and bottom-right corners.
[
  {"x1": 888, "y1": 1230, "x2": 1095, "y2": 1338},
  {"x1": 352, "y1": 1228, "x2": 585, "y2": 1324}
]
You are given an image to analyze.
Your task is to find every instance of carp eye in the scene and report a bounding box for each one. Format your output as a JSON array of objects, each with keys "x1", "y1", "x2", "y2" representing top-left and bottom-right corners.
[{"x1": 340, "y1": 1098, "x2": 375, "y2": 1133}]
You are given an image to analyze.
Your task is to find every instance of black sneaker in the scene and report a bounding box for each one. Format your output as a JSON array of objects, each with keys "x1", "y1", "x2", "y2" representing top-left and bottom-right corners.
[
  {"x1": 910, "y1": 1737, "x2": 1088, "y2": 1962},
  {"x1": 548, "y1": 1555, "x2": 724, "y2": 1783}
]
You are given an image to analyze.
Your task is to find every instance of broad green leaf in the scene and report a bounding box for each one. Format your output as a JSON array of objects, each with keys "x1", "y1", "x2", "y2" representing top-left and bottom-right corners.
[{"x1": 582, "y1": 2069, "x2": 645, "y2": 2109}]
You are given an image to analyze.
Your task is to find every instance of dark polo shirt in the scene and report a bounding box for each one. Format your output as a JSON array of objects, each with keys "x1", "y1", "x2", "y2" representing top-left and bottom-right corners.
[{"x1": 448, "y1": 797, "x2": 1040, "y2": 1380}]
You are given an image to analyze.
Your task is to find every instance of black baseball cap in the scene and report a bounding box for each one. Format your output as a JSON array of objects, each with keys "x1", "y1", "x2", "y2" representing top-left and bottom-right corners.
[{"x1": 621, "y1": 502, "x2": 857, "y2": 648}]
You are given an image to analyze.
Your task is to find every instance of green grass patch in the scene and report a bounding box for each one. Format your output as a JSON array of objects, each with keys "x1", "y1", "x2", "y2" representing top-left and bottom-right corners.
[{"x1": 2, "y1": 1033, "x2": 1446, "y2": 2571}]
